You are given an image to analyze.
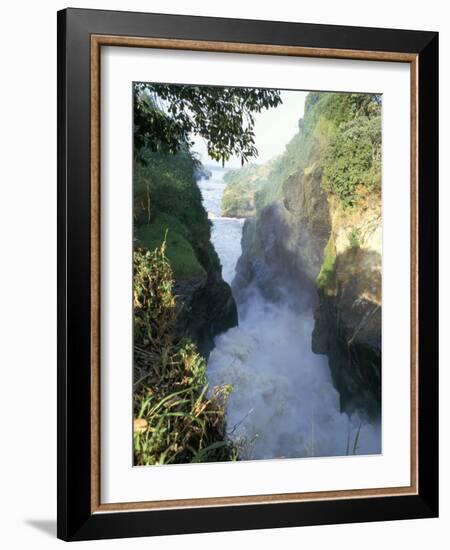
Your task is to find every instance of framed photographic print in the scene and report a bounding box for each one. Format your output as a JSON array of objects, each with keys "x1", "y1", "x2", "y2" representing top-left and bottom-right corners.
[{"x1": 57, "y1": 8, "x2": 438, "y2": 541}]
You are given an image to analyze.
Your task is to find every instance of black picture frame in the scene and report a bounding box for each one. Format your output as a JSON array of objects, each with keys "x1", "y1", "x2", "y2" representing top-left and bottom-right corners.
[{"x1": 57, "y1": 7, "x2": 438, "y2": 541}]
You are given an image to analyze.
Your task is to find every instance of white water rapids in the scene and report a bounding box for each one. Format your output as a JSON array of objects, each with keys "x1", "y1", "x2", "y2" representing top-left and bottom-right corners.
[{"x1": 197, "y1": 168, "x2": 381, "y2": 460}]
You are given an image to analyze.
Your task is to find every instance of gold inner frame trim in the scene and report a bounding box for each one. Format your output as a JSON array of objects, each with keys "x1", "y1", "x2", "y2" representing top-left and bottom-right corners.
[{"x1": 90, "y1": 34, "x2": 419, "y2": 514}]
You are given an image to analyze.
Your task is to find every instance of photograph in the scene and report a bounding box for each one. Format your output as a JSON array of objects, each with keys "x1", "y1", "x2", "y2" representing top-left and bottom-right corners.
[
  {"x1": 52, "y1": 5, "x2": 438, "y2": 542},
  {"x1": 132, "y1": 83, "x2": 383, "y2": 465}
]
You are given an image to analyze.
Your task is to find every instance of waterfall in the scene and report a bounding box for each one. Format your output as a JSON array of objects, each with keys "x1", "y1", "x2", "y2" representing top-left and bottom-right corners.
[{"x1": 197, "y1": 168, "x2": 381, "y2": 460}]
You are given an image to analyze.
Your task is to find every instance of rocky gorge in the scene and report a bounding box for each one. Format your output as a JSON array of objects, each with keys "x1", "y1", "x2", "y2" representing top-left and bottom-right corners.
[
  {"x1": 133, "y1": 84, "x2": 382, "y2": 464},
  {"x1": 227, "y1": 92, "x2": 382, "y2": 420}
]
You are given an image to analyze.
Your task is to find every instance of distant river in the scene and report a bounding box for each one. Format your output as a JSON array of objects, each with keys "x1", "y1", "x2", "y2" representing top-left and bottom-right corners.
[{"x1": 197, "y1": 169, "x2": 245, "y2": 285}]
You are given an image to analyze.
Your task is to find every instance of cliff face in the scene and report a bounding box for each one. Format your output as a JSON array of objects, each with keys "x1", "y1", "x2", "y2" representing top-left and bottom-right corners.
[
  {"x1": 175, "y1": 265, "x2": 238, "y2": 359},
  {"x1": 232, "y1": 165, "x2": 328, "y2": 310},
  {"x1": 311, "y1": 201, "x2": 381, "y2": 418},
  {"x1": 231, "y1": 92, "x2": 382, "y2": 418},
  {"x1": 234, "y1": 176, "x2": 381, "y2": 418}
]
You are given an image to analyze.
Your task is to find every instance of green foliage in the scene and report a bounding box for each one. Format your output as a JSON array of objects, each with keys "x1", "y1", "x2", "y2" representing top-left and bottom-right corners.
[
  {"x1": 132, "y1": 82, "x2": 283, "y2": 280},
  {"x1": 226, "y1": 146, "x2": 299, "y2": 215},
  {"x1": 134, "y1": 83, "x2": 282, "y2": 164},
  {"x1": 302, "y1": 93, "x2": 382, "y2": 207},
  {"x1": 321, "y1": 114, "x2": 381, "y2": 207},
  {"x1": 133, "y1": 244, "x2": 237, "y2": 465},
  {"x1": 316, "y1": 236, "x2": 336, "y2": 292},
  {"x1": 134, "y1": 147, "x2": 203, "y2": 232},
  {"x1": 135, "y1": 213, "x2": 205, "y2": 279},
  {"x1": 304, "y1": 92, "x2": 380, "y2": 127},
  {"x1": 223, "y1": 163, "x2": 266, "y2": 185},
  {"x1": 134, "y1": 146, "x2": 220, "y2": 277},
  {"x1": 348, "y1": 228, "x2": 361, "y2": 249},
  {"x1": 133, "y1": 242, "x2": 177, "y2": 352},
  {"x1": 252, "y1": 92, "x2": 382, "y2": 211},
  {"x1": 221, "y1": 163, "x2": 270, "y2": 217},
  {"x1": 225, "y1": 144, "x2": 299, "y2": 214}
]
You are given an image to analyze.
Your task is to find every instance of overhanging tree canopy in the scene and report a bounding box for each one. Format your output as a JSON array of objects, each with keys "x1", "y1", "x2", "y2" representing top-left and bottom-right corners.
[{"x1": 134, "y1": 83, "x2": 282, "y2": 164}]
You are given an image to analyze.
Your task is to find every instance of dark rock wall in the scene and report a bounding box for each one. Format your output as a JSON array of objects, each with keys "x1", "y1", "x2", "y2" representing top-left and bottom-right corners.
[{"x1": 175, "y1": 269, "x2": 238, "y2": 359}]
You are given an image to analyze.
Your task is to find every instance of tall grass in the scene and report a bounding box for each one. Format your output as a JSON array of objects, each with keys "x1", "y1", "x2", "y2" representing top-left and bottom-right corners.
[
  {"x1": 133, "y1": 240, "x2": 237, "y2": 465},
  {"x1": 345, "y1": 420, "x2": 363, "y2": 455}
]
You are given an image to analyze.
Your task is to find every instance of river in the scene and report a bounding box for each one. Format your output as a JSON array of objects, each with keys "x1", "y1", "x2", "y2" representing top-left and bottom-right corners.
[
  {"x1": 196, "y1": 170, "x2": 245, "y2": 285},
  {"x1": 197, "y1": 168, "x2": 381, "y2": 460}
]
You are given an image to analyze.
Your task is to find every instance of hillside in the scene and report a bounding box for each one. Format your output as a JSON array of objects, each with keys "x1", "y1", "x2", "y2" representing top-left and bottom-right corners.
[{"x1": 221, "y1": 163, "x2": 271, "y2": 217}]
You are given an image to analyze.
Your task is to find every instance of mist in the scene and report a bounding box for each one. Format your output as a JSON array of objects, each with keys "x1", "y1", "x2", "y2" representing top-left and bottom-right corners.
[
  {"x1": 208, "y1": 285, "x2": 381, "y2": 460},
  {"x1": 198, "y1": 167, "x2": 381, "y2": 461}
]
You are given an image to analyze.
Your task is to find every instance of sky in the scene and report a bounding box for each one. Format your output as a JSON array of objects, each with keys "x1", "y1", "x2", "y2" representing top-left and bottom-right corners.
[{"x1": 191, "y1": 90, "x2": 307, "y2": 168}]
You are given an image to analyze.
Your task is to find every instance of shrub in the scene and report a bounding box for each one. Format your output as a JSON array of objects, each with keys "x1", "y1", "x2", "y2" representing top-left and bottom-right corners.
[
  {"x1": 317, "y1": 236, "x2": 336, "y2": 292},
  {"x1": 133, "y1": 243, "x2": 237, "y2": 465},
  {"x1": 322, "y1": 114, "x2": 381, "y2": 207},
  {"x1": 348, "y1": 228, "x2": 361, "y2": 249}
]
